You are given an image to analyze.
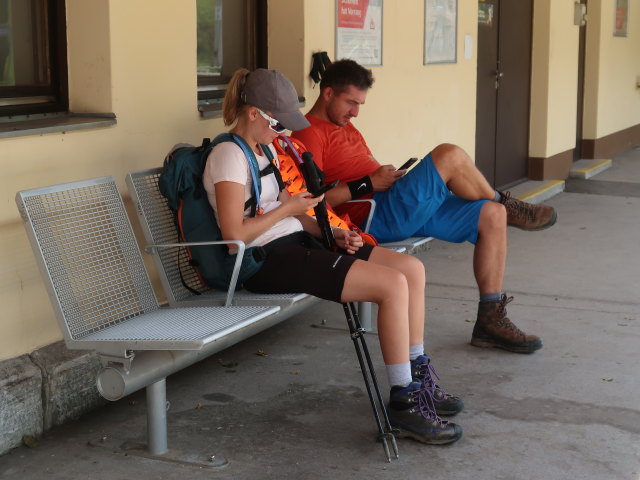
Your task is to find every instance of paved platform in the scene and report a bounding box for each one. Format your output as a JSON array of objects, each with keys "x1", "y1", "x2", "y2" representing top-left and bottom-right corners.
[{"x1": 1, "y1": 148, "x2": 639, "y2": 480}]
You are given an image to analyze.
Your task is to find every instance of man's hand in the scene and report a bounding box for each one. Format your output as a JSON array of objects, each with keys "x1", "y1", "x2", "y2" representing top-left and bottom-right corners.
[{"x1": 370, "y1": 165, "x2": 404, "y2": 192}]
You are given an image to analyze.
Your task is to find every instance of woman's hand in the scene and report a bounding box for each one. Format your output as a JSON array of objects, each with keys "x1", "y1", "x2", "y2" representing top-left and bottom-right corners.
[
  {"x1": 333, "y1": 228, "x2": 364, "y2": 254},
  {"x1": 281, "y1": 191, "x2": 324, "y2": 216}
]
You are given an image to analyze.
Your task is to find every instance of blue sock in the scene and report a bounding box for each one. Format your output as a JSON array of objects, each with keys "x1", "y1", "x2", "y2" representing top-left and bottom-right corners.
[
  {"x1": 409, "y1": 344, "x2": 424, "y2": 361},
  {"x1": 480, "y1": 292, "x2": 502, "y2": 303},
  {"x1": 493, "y1": 190, "x2": 502, "y2": 202}
]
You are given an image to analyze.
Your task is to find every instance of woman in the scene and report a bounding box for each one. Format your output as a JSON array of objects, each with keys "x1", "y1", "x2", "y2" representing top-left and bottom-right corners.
[{"x1": 203, "y1": 68, "x2": 463, "y2": 445}]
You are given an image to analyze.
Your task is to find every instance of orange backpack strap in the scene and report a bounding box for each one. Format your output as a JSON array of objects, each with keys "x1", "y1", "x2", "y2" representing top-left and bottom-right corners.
[{"x1": 273, "y1": 137, "x2": 378, "y2": 246}]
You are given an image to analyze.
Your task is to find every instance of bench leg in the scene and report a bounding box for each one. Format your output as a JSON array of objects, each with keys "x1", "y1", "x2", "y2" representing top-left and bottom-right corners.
[
  {"x1": 358, "y1": 301, "x2": 373, "y2": 331},
  {"x1": 147, "y1": 378, "x2": 168, "y2": 455}
]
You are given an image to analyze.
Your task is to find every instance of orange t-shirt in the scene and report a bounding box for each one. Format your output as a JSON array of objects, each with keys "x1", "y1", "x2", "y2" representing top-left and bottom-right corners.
[{"x1": 293, "y1": 115, "x2": 380, "y2": 226}]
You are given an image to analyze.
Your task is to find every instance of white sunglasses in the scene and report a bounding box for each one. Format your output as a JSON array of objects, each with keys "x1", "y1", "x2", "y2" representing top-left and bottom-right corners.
[{"x1": 257, "y1": 109, "x2": 287, "y2": 134}]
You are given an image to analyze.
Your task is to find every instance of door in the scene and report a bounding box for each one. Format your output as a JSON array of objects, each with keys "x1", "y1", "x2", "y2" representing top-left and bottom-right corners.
[
  {"x1": 575, "y1": 0, "x2": 587, "y2": 161},
  {"x1": 475, "y1": 0, "x2": 533, "y2": 188}
]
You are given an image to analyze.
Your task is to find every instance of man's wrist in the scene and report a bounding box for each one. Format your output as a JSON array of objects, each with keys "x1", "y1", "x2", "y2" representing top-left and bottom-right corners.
[{"x1": 347, "y1": 176, "x2": 373, "y2": 199}]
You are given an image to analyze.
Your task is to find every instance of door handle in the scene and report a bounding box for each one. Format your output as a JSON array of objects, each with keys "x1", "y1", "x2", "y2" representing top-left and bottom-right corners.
[{"x1": 494, "y1": 70, "x2": 504, "y2": 89}]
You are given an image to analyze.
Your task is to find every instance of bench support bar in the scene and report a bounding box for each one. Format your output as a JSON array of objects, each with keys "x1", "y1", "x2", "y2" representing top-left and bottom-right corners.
[{"x1": 147, "y1": 379, "x2": 168, "y2": 455}]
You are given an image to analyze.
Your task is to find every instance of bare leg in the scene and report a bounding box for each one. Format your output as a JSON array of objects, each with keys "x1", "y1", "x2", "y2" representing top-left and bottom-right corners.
[
  {"x1": 340, "y1": 249, "x2": 425, "y2": 365},
  {"x1": 366, "y1": 247, "x2": 426, "y2": 346},
  {"x1": 473, "y1": 202, "x2": 507, "y2": 294},
  {"x1": 430, "y1": 143, "x2": 495, "y2": 201},
  {"x1": 429, "y1": 143, "x2": 507, "y2": 294}
]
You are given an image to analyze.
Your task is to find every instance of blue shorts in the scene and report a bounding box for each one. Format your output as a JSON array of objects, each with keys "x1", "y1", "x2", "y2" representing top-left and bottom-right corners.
[{"x1": 368, "y1": 153, "x2": 487, "y2": 244}]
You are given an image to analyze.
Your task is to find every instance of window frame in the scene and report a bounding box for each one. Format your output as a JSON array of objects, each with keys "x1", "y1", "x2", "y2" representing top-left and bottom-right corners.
[
  {"x1": 0, "y1": 0, "x2": 68, "y2": 117},
  {"x1": 197, "y1": 0, "x2": 267, "y2": 106}
]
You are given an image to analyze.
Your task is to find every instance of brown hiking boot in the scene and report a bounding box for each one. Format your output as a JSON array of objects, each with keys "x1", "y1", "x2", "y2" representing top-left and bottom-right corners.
[
  {"x1": 471, "y1": 294, "x2": 543, "y2": 353},
  {"x1": 500, "y1": 191, "x2": 557, "y2": 231}
]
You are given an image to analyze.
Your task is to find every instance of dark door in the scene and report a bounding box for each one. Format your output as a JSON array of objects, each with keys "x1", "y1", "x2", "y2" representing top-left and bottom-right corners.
[
  {"x1": 475, "y1": 0, "x2": 533, "y2": 188},
  {"x1": 575, "y1": 0, "x2": 587, "y2": 161}
]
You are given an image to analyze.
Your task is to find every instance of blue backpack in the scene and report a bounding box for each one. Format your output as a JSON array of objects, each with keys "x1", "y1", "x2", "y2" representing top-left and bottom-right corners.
[{"x1": 158, "y1": 133, "x2": 283, "y2": 291}]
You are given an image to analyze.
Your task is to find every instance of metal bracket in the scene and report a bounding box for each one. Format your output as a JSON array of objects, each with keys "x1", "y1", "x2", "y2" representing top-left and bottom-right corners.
[
  {"x1": 89, "y1": 436, "x2": 229, "y2": 470},
  {"x1": 98, "y1": 349, "x2": 135, "y2": 374},
  {"x1": 350, "y1": 327, "x2": 366, "y2": 340}
]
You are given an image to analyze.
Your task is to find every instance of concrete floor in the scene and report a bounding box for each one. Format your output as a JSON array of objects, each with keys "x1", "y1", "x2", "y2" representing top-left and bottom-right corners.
[{"x1": 1, "y1": 148, "x2": 639, "y2": 480}]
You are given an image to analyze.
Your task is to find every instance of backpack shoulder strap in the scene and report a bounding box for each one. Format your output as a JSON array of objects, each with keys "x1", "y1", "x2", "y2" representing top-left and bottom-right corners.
[
  {"x1": 260, "y1": 143, "x2": 285, "y2": 192},
  {"x1": 212, "y1": 133, "x2": 264, "y2": 216},
  {"x1": 211, "y1": 133, "x2": 284, "y2": 214}
]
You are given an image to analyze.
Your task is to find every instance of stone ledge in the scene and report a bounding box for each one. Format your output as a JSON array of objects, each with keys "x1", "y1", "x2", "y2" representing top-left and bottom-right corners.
[
  {"x1": 30, "y1": 343, "x2": 105, "y2": 431},
  {"x1": 509, "y1": 179, "x2": 565, "y2": 204},
  {"x1": 0, "y1": 355, "x2": 43, "y2": 455},
  {"x1": 0, "y1": 343, "x2": 106, "y2": 455},
  {"x1": 569, "y1": 159, "x2": 612, "y2": 179}
]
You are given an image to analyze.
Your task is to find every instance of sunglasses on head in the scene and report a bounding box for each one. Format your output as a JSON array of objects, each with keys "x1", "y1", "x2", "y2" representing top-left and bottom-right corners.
[{"x1": 257, "y1": 109, "x2": 287, "y2": 134}]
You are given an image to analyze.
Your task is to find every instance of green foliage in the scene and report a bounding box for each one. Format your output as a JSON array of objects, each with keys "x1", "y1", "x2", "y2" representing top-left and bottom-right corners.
[{"x1": 196, "y1": 0, "x2": 221, "y2": 74}]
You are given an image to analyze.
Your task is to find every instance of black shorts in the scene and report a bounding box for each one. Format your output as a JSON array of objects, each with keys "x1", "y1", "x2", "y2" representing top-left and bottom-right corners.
[{"x1": 243, "y1": 232, "x2": 374, "y2": 302}]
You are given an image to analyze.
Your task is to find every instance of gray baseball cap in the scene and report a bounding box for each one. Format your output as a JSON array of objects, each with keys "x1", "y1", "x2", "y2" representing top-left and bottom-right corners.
[{"x1": 243, "y1": 69, "x2": 310, "y2": 131}]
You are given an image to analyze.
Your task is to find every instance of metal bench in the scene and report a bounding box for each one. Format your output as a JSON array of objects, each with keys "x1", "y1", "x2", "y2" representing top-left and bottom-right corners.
[
  {"x1": 381, "y1": 236, "x2": 433, "y2": 255},
  {"x1": 15, "y1": 176, "x2": 289, "y2": 469},
  {"x1": 348, "y1": 198, "x2": 433, "y2": 255},
  {"x1": 125, "y1": 168, "x2": 429, "y2": 330},
  {"x1": 125, "y1": 168, "x2": 320, "y2": 316}
]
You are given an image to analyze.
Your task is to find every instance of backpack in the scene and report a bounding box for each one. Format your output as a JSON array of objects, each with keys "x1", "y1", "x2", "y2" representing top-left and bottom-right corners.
[{"x1": 158, "y1": 133, "x2": 283, "y2": 292}]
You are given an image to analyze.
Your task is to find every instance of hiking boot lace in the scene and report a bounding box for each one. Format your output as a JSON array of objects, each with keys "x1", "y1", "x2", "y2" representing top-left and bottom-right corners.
[
  {"x1": 502, "y1": 191, "x2": 537, "y2": 221},
  {"x1": 497, "y1": 293, "x2": 514, "y2": 316},
  {"x1": 414, "y1": 360, "x2": 453, "y2": 402},
  {"x1": 410, "y1": 365, "x2": 449, "y2": 426},
  {"x1": 495, "y1": 294, "x2": 525, "y2": 336}
]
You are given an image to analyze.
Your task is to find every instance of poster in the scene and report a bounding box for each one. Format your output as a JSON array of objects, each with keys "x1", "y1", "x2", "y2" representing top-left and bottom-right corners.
[
  {"x1": 336, "y1": 0, "x2": 383, "y2": 66},
  {"x1": 424, "y1": 0, "x2": 458, "y2": 65},
  {"x1": 614, "y1": 0, "x2": 628, "y2": 37}
]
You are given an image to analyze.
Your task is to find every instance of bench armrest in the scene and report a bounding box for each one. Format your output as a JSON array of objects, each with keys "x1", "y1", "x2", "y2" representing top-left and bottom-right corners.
[
  {"x1": 145, "y1": 240, "x2": 246, "y2": 307},
  {"x1": 345, "y1": 198, "x2": 376, "y2": 233}
]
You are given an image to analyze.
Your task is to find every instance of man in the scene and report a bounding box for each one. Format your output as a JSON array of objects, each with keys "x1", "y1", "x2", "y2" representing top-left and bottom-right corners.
[{"x1": 293, "y1": 59, "x2": 557, "y2": 354}]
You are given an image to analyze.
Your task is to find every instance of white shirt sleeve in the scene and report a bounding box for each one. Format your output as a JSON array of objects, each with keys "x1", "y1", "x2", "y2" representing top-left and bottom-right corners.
[{"x1": 202, "y1": 142, "x2": 303, "y2": 247}]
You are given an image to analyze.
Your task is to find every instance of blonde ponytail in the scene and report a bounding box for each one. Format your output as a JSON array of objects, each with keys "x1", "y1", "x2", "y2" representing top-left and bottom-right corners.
[{"x1": 222, "y1": 68, "x2": 251, "y2": 126}]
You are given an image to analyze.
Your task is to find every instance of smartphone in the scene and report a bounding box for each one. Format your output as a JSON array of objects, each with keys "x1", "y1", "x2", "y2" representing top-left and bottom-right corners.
[{"x1": 398, "y1": 157, "x2": 419, "y2": 172}]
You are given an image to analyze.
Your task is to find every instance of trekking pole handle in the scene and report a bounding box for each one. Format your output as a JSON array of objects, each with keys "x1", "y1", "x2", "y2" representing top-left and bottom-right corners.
[
  {"x1": 299, "y1": 151, "x2": 336, "y2": 250},
  {"x1": 301, "y1": 152, "x2": 322, "y2": 194}
]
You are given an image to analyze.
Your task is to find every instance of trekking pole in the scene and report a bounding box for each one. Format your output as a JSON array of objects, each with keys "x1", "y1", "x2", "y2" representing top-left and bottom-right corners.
[{"x1": 282, "y1": 136, "x2": 398, "y2": 461}]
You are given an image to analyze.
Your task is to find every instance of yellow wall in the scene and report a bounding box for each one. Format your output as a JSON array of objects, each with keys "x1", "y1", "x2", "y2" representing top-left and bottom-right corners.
[
  {"x1": 2, "y1": 0, "x2": 639, "y2": 361},
  {"x1": 268, "y1": 0, "x2": 306, "y2": 92},
  {"x1": 2, "y1": 0, "x2": 478, "y2": 361},
  {"x1": 529, "y1": 0, "x2": 581, "y2": 158},
  {"x1": 272, "y1": 0, "x2": 478, "y2": 165},
  {"x1": 0, "y1": 0, "x2": 229, "y2": 361},
  {"x1": 583, "y1": 0, "x2": 640, "y2": 139}
]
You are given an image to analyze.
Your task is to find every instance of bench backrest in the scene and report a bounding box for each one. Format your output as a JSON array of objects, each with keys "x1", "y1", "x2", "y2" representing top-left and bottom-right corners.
[
  {"x1": 126, "y1": 168, "x2": 210, "y2": 305},
  {"x1": 16, "y1": 177, "x2": 159, "y2": 348}
]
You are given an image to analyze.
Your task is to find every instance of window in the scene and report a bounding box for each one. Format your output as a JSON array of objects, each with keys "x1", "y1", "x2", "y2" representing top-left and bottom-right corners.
[
  {"x1": 0, "y1": 0, "x2": 67, "y2": 116},
  {"x1": 197, "y1": 0, "x2": 267, "y2": 113}
]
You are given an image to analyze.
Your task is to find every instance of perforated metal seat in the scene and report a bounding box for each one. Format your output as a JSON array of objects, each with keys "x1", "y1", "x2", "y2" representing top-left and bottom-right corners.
[
  {"x1": 126, "y1": 168, "x2": 316, "y2": 309},
  {"x1": 16, "y1": 176, "x2": 287, "y2": 460},
  {"x1": 15, "y1": 177, "x2": 280, "y2": 355}
]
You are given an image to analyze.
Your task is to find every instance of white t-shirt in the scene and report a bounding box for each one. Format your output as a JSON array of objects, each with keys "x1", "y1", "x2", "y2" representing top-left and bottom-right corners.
[{"x1": 203, "y1": 141, "x2": 303, "y2": 247}]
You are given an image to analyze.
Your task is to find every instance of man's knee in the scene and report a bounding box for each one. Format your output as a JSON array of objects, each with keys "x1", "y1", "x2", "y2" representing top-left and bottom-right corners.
[
  {"x1": 479, "y1": 201, "x2": 506, "y2": 232},
  {"x1": 430, "y1": 143, "x2": 469, "y2": 174}
]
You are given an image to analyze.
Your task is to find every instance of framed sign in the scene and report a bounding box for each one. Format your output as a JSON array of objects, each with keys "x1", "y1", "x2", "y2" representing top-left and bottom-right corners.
[
  {"x1": 336, "y1": 0, "x2": 383, "y2": 66},
  {"x1": 424, "y1": 0, "x2": 458, "y2": 65},
  {"x1": 614, "y1": 0, "x2": 629, "y2": 37}
]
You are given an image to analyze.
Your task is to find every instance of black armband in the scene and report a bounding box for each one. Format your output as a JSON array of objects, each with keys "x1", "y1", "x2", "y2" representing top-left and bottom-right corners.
[{"x1": 347, "y1": 175, "x2": 373, "y2": 199}]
